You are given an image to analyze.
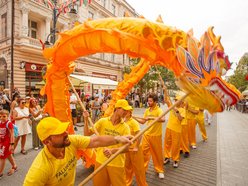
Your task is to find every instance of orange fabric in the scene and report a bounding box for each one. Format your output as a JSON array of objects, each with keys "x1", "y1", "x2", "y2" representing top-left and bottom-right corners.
[
  {"x1": 180, "y1": 125, "x2": 190, "y2": 153},
  {"x1": 125, "y1": 146, "x2": 148, "y2": 186},
  {"x1": 93, "y1": 162, "x2": 126, "y2": 186},
  {"x1": 142, "y1": 134, "x2": 164, "y2": 173},
  {"x1": 188, "y1": 119, "x2": 197, "y2": 146},
  {"x1": 164, "y1": 128, "x2": 181, "y2": 162}
]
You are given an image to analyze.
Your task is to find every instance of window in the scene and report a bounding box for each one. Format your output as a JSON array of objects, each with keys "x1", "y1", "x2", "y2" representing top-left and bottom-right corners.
[
  {"x1": 102, "y1": 0, "x2": 106, "y2": 8},
  {"x1": 112, "y1": 54, "x2": 115, "y2": 62},
  {"x1": 101, "y1": 53, "x2": 105, "y2": 60},
  {"x1": 28, "y1": 20, "x2": 38, "y2": 39},
  {"x1": 112, "y1": 4, "x2": 116, "y2": 15},
  {"x1": 1, "y1": 13, "x2": 7, "y2": 39},
  {"x1": 88, "y1": 11, "x2": 94, "y2": 19}
]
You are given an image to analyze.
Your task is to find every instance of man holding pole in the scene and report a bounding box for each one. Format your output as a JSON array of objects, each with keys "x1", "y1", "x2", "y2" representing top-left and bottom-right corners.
[
  {"x1": 134, "y1": 93, "x2": 165, "y2": 179},
  {"x1": 84, "y1": 99, "x2": 132, "y2": 186},
  {"x1": 23, "y1": 117, "x2": 132, "y2": 186}
]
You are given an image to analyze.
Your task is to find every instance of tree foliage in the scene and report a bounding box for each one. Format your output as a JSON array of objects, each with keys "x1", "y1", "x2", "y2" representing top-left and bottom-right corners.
[
  {"x1": 228, "y1": 53, "x2": 248, "y2": 92},
  {"x1": 123, "y1": 58, "x2": 178, "y2": 93}
]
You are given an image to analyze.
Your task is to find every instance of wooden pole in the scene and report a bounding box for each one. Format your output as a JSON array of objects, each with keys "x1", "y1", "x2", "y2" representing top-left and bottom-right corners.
[
  {"x1": 67, "y1": 77, "x2": 99, "y2": 136},
  {"x1": 78, "y1": 92, "x2": 190, "y2": 186}
]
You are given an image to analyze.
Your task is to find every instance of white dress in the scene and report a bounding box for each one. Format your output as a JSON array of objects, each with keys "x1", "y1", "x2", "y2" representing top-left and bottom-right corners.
[{"x1": 15, "y1": 107, "x2": 31, "y2": 136}]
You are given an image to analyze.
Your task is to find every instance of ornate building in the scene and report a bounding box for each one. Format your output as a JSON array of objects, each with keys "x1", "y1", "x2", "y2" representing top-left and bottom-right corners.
[{"x1": 0, "y1": 0, "x2": 137, "y2": 97}]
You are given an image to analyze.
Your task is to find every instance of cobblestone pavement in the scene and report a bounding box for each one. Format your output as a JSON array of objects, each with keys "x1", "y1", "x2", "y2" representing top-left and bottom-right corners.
[{"x1": 1, "y1": 107, "x2": 248, "y2": 186}]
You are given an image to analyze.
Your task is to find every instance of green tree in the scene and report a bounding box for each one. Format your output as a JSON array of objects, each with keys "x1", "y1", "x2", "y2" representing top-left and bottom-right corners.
[
  {"x1": 228, "y1": 53, "x2": 248, "y2": 92},
  {"x1": 123, "y1": 58, "x2": 178, "y2": 93}
]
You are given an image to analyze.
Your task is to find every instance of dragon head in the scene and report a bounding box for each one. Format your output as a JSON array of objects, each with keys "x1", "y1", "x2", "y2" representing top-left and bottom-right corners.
[{"x1": 176, "y1": 28, "x2": 241, "y2": 113}]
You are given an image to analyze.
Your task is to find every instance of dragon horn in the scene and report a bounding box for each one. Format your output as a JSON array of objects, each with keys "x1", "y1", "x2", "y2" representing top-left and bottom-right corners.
[{"x1": 208, "y1": 27, "x2": 224, "y2": 51}]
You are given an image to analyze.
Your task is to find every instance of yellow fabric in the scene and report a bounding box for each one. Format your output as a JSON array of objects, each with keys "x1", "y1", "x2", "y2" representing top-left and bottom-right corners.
[
  {"x1": 186, "y1": 104, "x2": 198, "y2": 119},
  {"x1": 143, "y1": 105, "x2": 163, "y2": 136},
  {"x1": 125, "y1": 146, "x2": 148, "y2": 186},
  {"x1": 94, "y1": 117, "x2": 130, "y2": 167},
  {"x1": 93, "y1": 162, "x2": 126, "y2": 186},
  {"x1": 126, "y1": 117, "x2": 140, "y2": 149},
  {"x1": 180, "y1": 107, "x2": 187, "y2": 125},
  {"x1": 142, "y1": 134, "x2": 164, "y2": 173},
  {"x1": 180, "y1": 125, "x2": 190, "y2": 153},
  {"x1": 188, "y1": 119, "x2": 197, "y2": 146},
  {"x1": 196, "y1": 111, "x2": 208, "y2": 140},
  {"x1": 23, "y1": 135, "x2": 90, "y2": 186},
  {"x1": 166, "y1": 109, "x2": 183, "y2": 133},
  {"x1": 164, "y1": 128, "x2": 181, "y2": 161}
]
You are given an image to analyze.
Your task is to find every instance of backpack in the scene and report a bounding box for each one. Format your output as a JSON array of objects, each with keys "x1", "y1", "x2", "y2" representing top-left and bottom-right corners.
[{"x1": 6, "y1": 121, "x2": 19, "y2": 138}]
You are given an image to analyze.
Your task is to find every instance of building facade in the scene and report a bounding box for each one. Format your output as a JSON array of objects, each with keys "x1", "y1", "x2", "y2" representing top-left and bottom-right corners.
[{"x1": 0, "y1": 0, "x2": 137, "y2": 97}]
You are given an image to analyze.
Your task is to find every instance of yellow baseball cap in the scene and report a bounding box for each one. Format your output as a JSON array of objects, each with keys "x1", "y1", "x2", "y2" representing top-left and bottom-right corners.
[
  {"x1": 37, "y1": 117, "x2": 70, "y2": 141},
  {"x1": 115, "y1": 99, "x2": 133, "y2": 111}
]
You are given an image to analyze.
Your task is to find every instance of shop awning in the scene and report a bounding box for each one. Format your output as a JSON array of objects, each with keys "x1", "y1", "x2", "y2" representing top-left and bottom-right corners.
[
  {"x1": 35, "y1": 74, "x2": 118, "y2": 90},
  {"x1": 70, "y1": 74, "x2": 118, "y2": 89}
]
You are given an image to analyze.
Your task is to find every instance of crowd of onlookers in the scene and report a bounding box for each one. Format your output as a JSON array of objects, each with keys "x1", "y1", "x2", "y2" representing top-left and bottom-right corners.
[{"x1": 0, "y1": 87, "x2": 47, "y2": 179}]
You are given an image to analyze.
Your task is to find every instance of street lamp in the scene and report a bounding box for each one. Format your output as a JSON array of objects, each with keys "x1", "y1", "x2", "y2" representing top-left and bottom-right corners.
[{"x1": 45, "y1": 0, "x2": 78, "y2": 45}]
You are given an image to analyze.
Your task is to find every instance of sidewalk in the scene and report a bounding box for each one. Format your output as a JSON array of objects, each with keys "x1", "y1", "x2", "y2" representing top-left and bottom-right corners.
[{"x1": 217, "y1": 110, "x2": 248, "y2": 186}]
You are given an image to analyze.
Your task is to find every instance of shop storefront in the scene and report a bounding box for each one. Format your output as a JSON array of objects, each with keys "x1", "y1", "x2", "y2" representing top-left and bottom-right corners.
[{"x1": 24, "y1": 62, "x2": 45, "y2": 97}]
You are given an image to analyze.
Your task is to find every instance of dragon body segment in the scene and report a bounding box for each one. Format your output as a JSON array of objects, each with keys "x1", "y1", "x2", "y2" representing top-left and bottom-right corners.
[{"x1": 42, "y1": 17, "x2": 240, "y2": 124}]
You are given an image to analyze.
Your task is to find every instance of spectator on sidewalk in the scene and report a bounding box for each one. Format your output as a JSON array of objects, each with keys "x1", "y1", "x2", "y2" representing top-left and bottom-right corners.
[
  {"x1": 12, "y1": 98, "x2": 31, "y2": 155},
  {"x1": 2, "y1": 89, "x2": 11, "y2": 112},
  {"x1": 23, "y1": 117, "x2": 132, "y2": 186},
  {"x1": 91, "y1": 96, "x2": 101, "y2": 122},
  {"x1": 69, "y1": 90, "x2": 78, "y2": 131},
  {"x1": 204, "y1": 109, "x2": 212, "y2": 125},
  {"x1": 0, "y1": 109, "x2": 17, "y2": 179},
  {"x1": 29, "y1": 98, "x2": 43, "y2": 150}
]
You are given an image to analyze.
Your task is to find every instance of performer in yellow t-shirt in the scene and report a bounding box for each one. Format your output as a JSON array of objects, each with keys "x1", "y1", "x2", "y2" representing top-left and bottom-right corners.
[
  {"x1": 125, "y1": 109, "x2": 148, "y2": 186},
  {"x1": 164, "y1": 97, "x2": 183, "y2": 168},
  {"x1": 134, "y1": 93, "x2": 165, "y2": 179},
  {"x1": 186, "y1": 102, "x2": 199, "y2": 149},
  {"x1": 24, "y1": 117, "x2": 131, "y2": 186},
  {"x1": 84, "y1": 99, "x2": 132, "y2": 186},
  {"x1": 180, "y1": 102, "x2": 190, "y2": 158},
  {"x1": 196, "y1": 108, "x2": 208, "y2": 141}
]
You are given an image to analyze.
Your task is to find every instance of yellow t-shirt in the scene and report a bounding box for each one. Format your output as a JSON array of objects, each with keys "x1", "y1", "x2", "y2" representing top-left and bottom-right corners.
[
  {"x1": 94, "y1": 117, "x2": 130, "y2": 167},
  {"x1": 144, "y1": 105, "x2": 163, "y2": 136},
  {"x1": 126, "y1": 117, "x2": 140, "y2": 148},
  {"x1": 23, "y1": 135, "x2": 90, "y2": 186},
  {"x1": 180, "y1": 107, "x2": 187, "y2": 126},
  {"x1": 186, "y1": 103, "x2": 198, "y2": 120},
  {"x1": 166, "y1": 108, "x2": 183, "y2": 133},
  {"x1": 196, "y1": 108, "x2": 204, "y2": 120}
]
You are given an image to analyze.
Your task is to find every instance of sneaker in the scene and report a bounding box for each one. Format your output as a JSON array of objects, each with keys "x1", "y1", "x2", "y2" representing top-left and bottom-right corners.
[
  {"x1": 164, "y1": 158, "x2": 170, "y2": 165},
  {"x1": 184, "y1": 152, "x2": 190, "y2": 158},
  {"x1": 203, "y1": 138, "x2": 208, "y2": 142},
  {"x1": 192, "y1": 145, "x2": 197, "y2": 149},
  {"x1": 158, "y1": 172, "x2": 164, "y2": 179},
  {"x1": 173, "y1": 161, "x2": 179, "y2": 168},
  {"x1": 74, "y1": 127, "x2": 78, "y2": 131},
  {"x1": 34, "y1": 147, "x2": 39, "y2": 151}
]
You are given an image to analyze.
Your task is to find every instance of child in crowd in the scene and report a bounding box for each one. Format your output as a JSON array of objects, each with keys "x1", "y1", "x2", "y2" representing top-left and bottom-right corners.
[{"x1": 0, "y1": 109, "x2": 17, "y2": 179}]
